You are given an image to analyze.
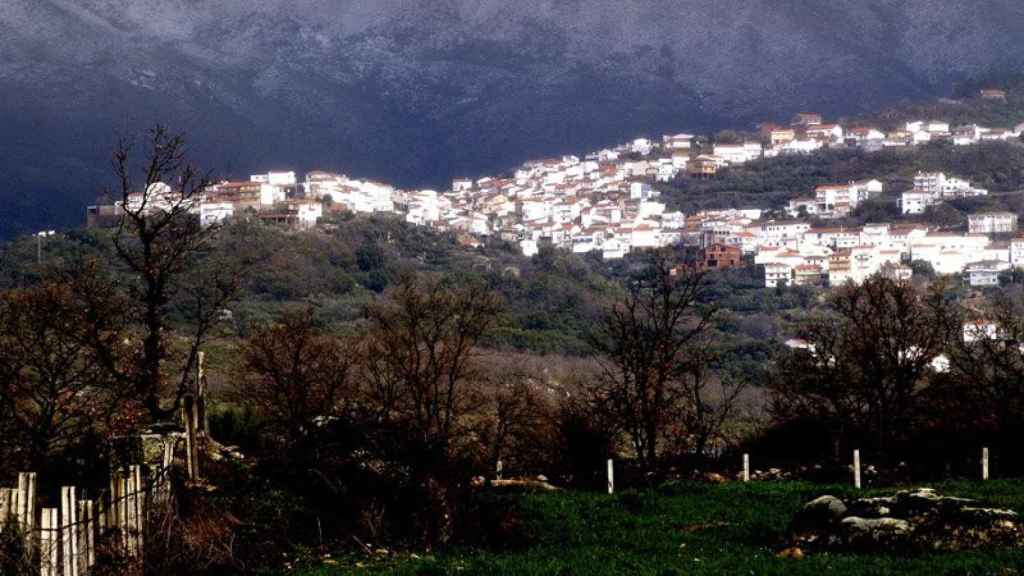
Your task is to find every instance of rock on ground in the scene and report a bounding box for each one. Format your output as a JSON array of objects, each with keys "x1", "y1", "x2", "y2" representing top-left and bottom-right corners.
[{"x1": 791, "y1": 488, "x2": 1024, "y2": 553}]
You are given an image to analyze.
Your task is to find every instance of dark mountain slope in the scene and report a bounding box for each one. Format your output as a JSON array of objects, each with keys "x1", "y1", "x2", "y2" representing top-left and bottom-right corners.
[{"x1": 2, "y1": 0, "x2": 1024, "y2": 237}]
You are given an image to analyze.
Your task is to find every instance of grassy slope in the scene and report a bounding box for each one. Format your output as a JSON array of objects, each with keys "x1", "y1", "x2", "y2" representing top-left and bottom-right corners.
[{"x1": 294, "y1": 480, "x2": 1024, "y2": 575}]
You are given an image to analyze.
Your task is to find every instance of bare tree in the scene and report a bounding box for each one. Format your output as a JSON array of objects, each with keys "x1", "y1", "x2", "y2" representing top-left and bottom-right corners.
[
  {"x1": 0, "y1": 273, "x2": 132, "y2": 470},
  {"x1": 947, "y1": 294, "x2": 1024, "y2": 437},
  {"x1": 236, "y1": 308, "x2": 354, "y2": 453},
  {"x1": 769, "y1": 275, "x2": 955, "y2": 456},
  {"x1": 110, "y1": 126, "x2": 242, "y2": 420},
  {"x1": 470, "y1": 355, "x2": 555, "y2": 475},
  {"x1": 588, "y1": 249, "x2": 717, "y2": 473},
  {"x1": 361, "y1": 273, "x2": 502, "y2": 451},
  {"x1": 674, "y1": 349, "x2": 749, "y2": 460}
]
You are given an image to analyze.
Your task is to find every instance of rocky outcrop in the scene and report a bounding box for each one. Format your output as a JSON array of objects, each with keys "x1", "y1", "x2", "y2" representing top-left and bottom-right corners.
[{"x1": 791, "y1": 488, "x2": 1024, "y2": 553}]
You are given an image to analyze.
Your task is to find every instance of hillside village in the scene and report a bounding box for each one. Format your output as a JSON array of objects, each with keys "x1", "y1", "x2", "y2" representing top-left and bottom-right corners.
[{"x1": 86, "y1": 89, "x2": 1024, "y2": 289}]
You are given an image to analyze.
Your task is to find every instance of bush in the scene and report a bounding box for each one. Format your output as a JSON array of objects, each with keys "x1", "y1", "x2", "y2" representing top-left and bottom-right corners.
[{"x1": 0, "y1": 521, "x2": 32, "y2": 576}]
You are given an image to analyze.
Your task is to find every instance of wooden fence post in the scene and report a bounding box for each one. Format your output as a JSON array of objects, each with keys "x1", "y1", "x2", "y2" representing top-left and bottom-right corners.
[
  {"x1": 743, "y1": 454, "x2": 751, "y2": 483},
  {"x1": 40, "y1": 508, "x2": 59, "y2": 576},
  {"x1": 132, "y1": 464, "x2": 144, "y2": 559},
  {"x1": 84, "y1": 500, "x2": 96, "y2": 570},
  {"x1": 76, "y1": 501, "x2": 88, "y2": 575},
  {"x1": 853, "y1": 449, "x2": 862, "y2": 489},
  {"x1": 118, "y1": 471, "x2": 129, "y2": 553},
  {"x1": 983, "y1": 447, "x2": 990, "y2": 481},
  {"x1": 61, "y1": 486, "x2": 79, "y2": 576},
  {"x1": 126, "y1": 470, "x2": 137, "y2": 558},
  {"x1": 15, "y1": 473, "x2": 27, "y2": 530},
  {"x1": 0, "y1": 488, "x2": 11, "y2": 531},
  {"x1": 184, "y1": 394, "x2": 199, "y2": 481},
  {"x1": 17, "y1": 472, "x2": 36, "y2": 536},
  {"x1": 607, "y1": 459, "x2": 615, "y2": 495},
  {"x1": 109, "y1": 471, "x2": 123, "y2": 539},
  {"x1": 198, "y1": 350, "x2": 209, "y2": 435},
  {"x1": 98, "y1": 488, "x2": 107, "y2": 535}
]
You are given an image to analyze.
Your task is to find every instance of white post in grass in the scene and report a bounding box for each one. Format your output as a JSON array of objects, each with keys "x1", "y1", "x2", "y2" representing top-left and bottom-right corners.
[
  {"x1": 853, "y1": 449, "x2": 862, "y2": 489},
  {"x1": 607, "y1": 459, "x2": 615, "y2": 495},
  {"x1": 982, "y1": 447, "x2": 990, "y2": 481},
  {"x1": 743, "y1": 453, "x2": 750, "y2": 483}
]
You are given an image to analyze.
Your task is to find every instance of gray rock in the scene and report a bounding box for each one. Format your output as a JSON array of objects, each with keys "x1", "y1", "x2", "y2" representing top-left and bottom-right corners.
[
  {"x1": 839, "y1": 517, "x2": 913, "y2": 550},
  {"x1": 792, "y1": 495, "x2": 848, "y2": 534},
  {"x1": 847, "y1": 496, "x2": 897, "y2": 518},
  {"x1": 792, "y1": 490, "x2": 1024, "y2": 553}
]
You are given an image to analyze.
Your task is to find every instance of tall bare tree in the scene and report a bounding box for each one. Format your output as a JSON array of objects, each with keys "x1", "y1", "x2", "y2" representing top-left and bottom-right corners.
[
  {"x1": 110, "y1": 126, "x2": 242, "y2": 420},
  {"x1": 361, "y1": 273, "x2": 501, "y2": 450},
  {"x1": 674, "y1": 348, "x2": 749, "y2": 460},
  {"x1": 588, "y1": 249, "x2": 717, "y2": 473}
]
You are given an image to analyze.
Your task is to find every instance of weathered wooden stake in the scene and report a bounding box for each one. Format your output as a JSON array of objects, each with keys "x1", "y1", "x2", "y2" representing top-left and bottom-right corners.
[
  {"x1": 0, "y1": 488, "x2": 10, "y2": 531},
  {"x1": 184, "y1": 394, "x2": 200, "y2": 481},
  {"x1": 853, "y1": 449, "x2": 862, "y2": 489},
  {"x1": 607, "y1": 458, "x2": 615, "y2": 495},
  {"x1": 116, "y1": 473, "x2": 128, "y2": 549},
  {"x1": 126, "y1": 471, "x2": 137, "y2": 558},
  {"x1": 131, "y1": 464, "x2": 144, "y2": 558},
  {"x1": 41, "y1": 508, "x2": 59, "y2": 576},
  {"x1": 15, "y1": 473, "x2": 27, "y2": 529},
  {"x1": 743, "y1": 453, "x2": 751, "y2": 483},
  {"x1": 983, "y1": 447, "x2": 990, "y2": 481},
  {"x1": 76, "y1": 501, "x2": 88, "y2": 575},
  {"x1": 61, "y1": 486, "x2": 79, "y2": 576},
  {"x1": 10, "y1": 481, "x2": 20, "y2": 528},
  {"x1": 25, "y1": 472, "x2": 37, "y2": 536},
  {"x1": 198, "y1": 350, "x2": 209, "y2": 435},
  {"x1": 84, "y1": 500, "x2": 96, "y2": 569}
]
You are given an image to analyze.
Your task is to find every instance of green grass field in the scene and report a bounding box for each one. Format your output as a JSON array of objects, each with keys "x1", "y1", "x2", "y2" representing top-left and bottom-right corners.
[{"x1": 291, "y1": 480, "x2": 1024, "y2": 575}]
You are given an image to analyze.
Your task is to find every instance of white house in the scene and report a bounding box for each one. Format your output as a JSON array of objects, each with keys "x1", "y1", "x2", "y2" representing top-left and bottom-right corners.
[
  {"x1": 900, "y1": 191, "x2": 933, "y2": 215},
  {"x1": 662, "y1": 133, "x2": 694, "y2": 151},
  {"x1": 251, "y1": 171, "x2": 297, "y2": 187},
  {"x1": 968, "y1": 212, "x2": 1018, "y2": 235},
  {"x1": 777, "y1": 139, "x2": 823, "y2": 155},
  {"x1": 712, "y1": 142, "x2": 763, "y2": 165},
  {"x1": 965, "y1": 261, "x2": 1009, "y2": 287},
  {"x1": 764, "y1": 263, "x2": 792, "y2": 288},
  {"x1": 1011, "y1": 237, "x2": 1024, "y2": 267},
  {"x1": 199, "y1": 202, "x2": 234, "y2": 227}
]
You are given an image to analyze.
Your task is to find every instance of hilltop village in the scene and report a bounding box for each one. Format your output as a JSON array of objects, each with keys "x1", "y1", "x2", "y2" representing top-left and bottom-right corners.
[{"x1": 87, "y1": 89, "x2": 1024, "y2": 289}]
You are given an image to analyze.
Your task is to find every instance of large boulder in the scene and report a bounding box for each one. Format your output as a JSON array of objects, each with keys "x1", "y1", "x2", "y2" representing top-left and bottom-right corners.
[
  {"x1": 839, "y1": 517, "x2": 913, "y2": 551},
  {"x1": 791, "y1": 489, "x2": 1024, "y2": 553},
  {"x1": 792, "y1": 495, "x2": 848, "y2": 536}
]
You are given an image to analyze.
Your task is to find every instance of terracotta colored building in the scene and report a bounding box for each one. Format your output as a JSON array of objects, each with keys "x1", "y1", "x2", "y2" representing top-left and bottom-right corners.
[{"x1": 701, "y1": 243, "x2": 743, "y2": 271}]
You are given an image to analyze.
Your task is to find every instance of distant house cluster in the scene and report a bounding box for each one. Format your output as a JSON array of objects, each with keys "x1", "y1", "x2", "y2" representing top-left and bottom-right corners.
[
  {"x1": 88, "y1": 170, "x2": 403, "y2": 231},
  {"x1": 84, "y1": 87, "x2": 1024, "y2": 290},
  {"x1": 899, "y1": 172, "x2": 988, "y2": 215},
  {"x1": 752, "y1": 222, "x2": 1024, "y2": 288},
  {"x1": 409, "y1": 153, "x2": 688, "y2": 259},
  {"x1": 786, "y1": 180, "x2": 885, "y2": 219}
]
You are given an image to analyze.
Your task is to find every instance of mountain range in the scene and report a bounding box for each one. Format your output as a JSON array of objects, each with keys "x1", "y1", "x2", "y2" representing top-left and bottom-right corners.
[{"x1": 3, "y1": 0, "x2": 1024, "y2": 238}]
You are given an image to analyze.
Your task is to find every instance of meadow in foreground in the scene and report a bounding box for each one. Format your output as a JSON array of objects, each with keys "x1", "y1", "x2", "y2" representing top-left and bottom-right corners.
[{"x1": 292, "y1": 480, "x2": 1024, "y2": 576}]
